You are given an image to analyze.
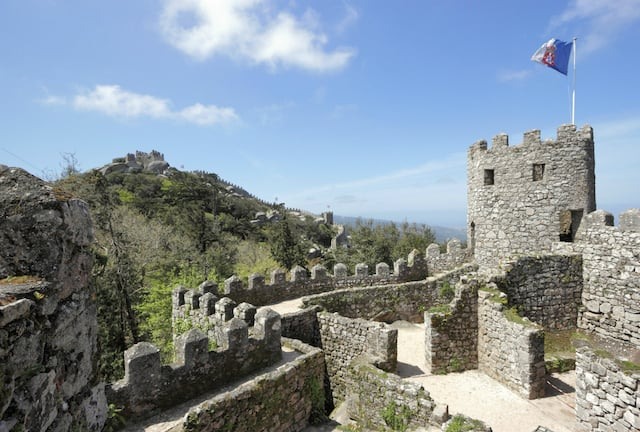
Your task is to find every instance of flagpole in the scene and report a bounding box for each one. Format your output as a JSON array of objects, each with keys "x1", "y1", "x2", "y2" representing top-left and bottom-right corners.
[{"x1": 572, "y1": 37, "x2": 577, "y2": 125}]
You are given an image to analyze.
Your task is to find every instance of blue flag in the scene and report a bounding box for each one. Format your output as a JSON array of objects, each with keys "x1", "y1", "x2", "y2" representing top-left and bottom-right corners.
[{"x1": 531, "y1": 38, "x2": 573, "y2": 75}]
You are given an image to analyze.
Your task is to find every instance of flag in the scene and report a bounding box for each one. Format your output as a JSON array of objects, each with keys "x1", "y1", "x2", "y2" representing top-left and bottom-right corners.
[{"x1": 531, "y1": 38, "x2": 573, "y2": 75}]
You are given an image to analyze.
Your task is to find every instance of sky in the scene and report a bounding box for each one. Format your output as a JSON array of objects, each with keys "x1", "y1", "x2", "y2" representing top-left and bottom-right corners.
[{"x1": 1, "y1": 0, "x2": 639, "y2": 228}]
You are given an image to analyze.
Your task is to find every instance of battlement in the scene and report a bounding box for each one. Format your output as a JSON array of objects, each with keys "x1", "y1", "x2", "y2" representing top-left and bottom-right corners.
[
  {"x1": 172, "y1": 241, "x2": 471, "y2": 313},
  {"x1": 469, "y1": 124, "x2": 594, "y2": 154},
  {"x1": 107, "y1": 304, "x2": 282, "y2": 419},
  {"x1": 468, "y1": 124, "x2": 596, "y2": 272}
]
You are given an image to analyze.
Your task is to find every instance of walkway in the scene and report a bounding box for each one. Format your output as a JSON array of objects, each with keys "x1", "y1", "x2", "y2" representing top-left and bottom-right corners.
[{"x1": 269, "y1": 299, "x2": 578, "y2": 432}]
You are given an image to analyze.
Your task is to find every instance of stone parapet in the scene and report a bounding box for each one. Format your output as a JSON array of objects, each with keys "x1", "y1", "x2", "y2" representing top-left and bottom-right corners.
[
  {"x1": 477, "y1": 288, "x2": 546, "y2": 399},
  {"x1": 346, "y1": 355, "x2": 447, "y2": 430},
  {"x1": 317, "y1": 312, "x2": 397, "y2": 404},
  {"x1": 425, "y1": 277, "x2": 479, "y2": 374},
  {"x1": 107, "y1": 307, "x2": 282, "y2": 420},
  {"x1": 575, "y1": 345, "x2": 640, "y2": 431},
  {"x1": 175, "y1": 338, "x2": 325, "y2": 432},
  {"x1": 302, "y1": 264, "x2": 478, "y2": 323}
]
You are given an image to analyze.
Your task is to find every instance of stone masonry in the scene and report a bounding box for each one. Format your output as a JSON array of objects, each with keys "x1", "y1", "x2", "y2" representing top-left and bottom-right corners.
[
  {"x1": 477, "y1": 287, "x2": 546, "y2": 399},
  {"x1": 425, "y1": 277, "x2": 479, "y2": 374},
  {"x1": 107, "y1": 306, "x2": 282, "y2": 420},
  {"x1": 0, "y1": 167, "x2": 106, "y2": 432},
  {"x1": 468, "y1": 124, "x2": 596, "y2": 271}
]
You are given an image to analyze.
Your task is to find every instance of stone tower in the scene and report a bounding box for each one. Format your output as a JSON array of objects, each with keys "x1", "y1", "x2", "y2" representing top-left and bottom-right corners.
[{"x1": 467, "y1": 124, "x2": 596, "y2": 271}]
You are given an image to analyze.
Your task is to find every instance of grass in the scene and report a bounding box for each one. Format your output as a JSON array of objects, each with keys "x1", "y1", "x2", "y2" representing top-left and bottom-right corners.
[
  {"x1": 428, "y1": 304, "x2": 451, "y2": 315},
  {"x1": 478, "y1": 285, "x2": 508, "y2": 305},
  {"x1": 445, "y1": 414, "x2": 487, "y2": 432}
]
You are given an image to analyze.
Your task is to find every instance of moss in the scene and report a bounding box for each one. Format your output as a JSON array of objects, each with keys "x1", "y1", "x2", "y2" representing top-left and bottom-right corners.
[
  {"x1": 445, "y1": 414, "x2": 487, "y2": 432},
  {"x1": 305, "y1": 376, "x2": 327, "y2": 425},
  {"x1": 438, "y1": 282, "x2": 455, "y2": 300},
  {"x1": 503, "y1": 307, "x2": 534, "y2": 327},
  {"x1": 478, "y1": 285, "x2": 508, "y2": 305},
  {"x1": 0, "y1": 275, "x2": 43, "y2": 285},
  {"x1": 428, "y1": 304, "x2": 451, "y2": 315}
]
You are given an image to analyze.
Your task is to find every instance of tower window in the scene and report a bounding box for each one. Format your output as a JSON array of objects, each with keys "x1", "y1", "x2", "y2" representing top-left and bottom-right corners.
[
  {"x1": 484, "y1": 169, "x2": 495, "y2": 185},
  {"x1": 533, "y1": 164, "x2": 545, "y2": 181}
]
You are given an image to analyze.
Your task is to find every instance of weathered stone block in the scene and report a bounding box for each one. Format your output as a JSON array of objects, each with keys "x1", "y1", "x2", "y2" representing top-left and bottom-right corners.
[{"x1": 176, "y1": 328, "x2": 209, "y2": 366}]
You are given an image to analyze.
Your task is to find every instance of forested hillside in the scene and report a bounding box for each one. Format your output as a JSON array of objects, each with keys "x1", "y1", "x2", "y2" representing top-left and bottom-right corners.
[{"x1": 53, "y1": 157, "x2": 437, "y2": 381}]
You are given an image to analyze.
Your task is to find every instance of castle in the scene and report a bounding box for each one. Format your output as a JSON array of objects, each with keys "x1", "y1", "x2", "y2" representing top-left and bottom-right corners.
[{"x1": 0, "y1": 124, "x2": 638, "y2": 431}]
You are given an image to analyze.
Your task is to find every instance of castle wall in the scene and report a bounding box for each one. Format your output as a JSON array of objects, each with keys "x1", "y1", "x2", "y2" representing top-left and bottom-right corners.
[
  {"x1": 0, "y1": 167, "x2": 106, "y2": 431},
  {"x1": 467, "y1": 124, "x2": 596, "y2": 271},
  {"x1": 317, "y1": 312, "x2": 397, "y2": 404},
  {"x1": 346, "y1": 355, "x2": 447, "y2": 431},
  {"x1": 492, "y1": 254, "x2": 583, "y2": 330},
  {"x1": 177, "y1": 338, "x2": 326, "y2": 432},
  {"x1": 171, "y1": 241, "x2": 470, "y2": 311},
  {"x1": 425, "y1": 278, "x2": 478, "y2": 374},
  {"x1": 575, "y1": 346, "x2": 640, "y2": 432},
  {"x1": 302, "y1": 264, "x2": 477, "y2": 323},
  {"x1": 477, "y1": 289, "x2": 546, "y2": 399},
  {"x1": 281, "y1": 307, "x2": 322, "y2": 347},
  {"x1": 554, "y1": 209, "x2": 640, "y2": 348},
  {"x1": 106, "y1": 307, "x2": 282, "y2": 420},
  {"x1": 425, "y1": 239, "x2": 472, "y2": 275}
]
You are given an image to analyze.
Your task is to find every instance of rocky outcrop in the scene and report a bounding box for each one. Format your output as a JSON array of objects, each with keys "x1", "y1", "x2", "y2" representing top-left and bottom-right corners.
[{"x1": 0, "y1": 166, "x2": 106, "y2": 431}]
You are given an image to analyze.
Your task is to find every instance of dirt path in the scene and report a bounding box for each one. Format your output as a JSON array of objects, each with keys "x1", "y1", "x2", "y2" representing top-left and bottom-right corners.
[{"x1": 269, "y1": 301, "x2": 578, "y2": 432}]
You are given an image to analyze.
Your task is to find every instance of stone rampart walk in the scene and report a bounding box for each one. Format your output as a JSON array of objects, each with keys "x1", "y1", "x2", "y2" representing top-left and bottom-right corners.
[
  {"x1": 270, "y1": 299, "x2": 578, "y2": 432},
  {"x1": 118, "y1": 348, "x2": 302, "y2": 432}
]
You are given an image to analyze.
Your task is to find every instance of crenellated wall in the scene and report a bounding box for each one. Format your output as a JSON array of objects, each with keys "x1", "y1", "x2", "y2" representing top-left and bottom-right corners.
[
  {"x1": 171, "y1": 241, "x2": 471, "y2": 312},
  {"x1": 219, "y1": 254, "x2": 428, "y2": 307},
  {"x1": 302, "y1": 264, "x2": 478, "y2": 323},
  {"x1": 177, "y1": 338, "x2": 326, "y2": 432},
  {"x1": 425, "y1": 239, "x2": 472, "y2": 275},
  {"x1": 107, "y1": 306, "x2": 282, "y2": 420},
  {"x1": 477, "y1": 288, "x2": 546, "y2": 399},
  {"x1": 553, "y1": 209, "x2": 640, "y2": 348},
  {"x1": 317, "y1": 312, "x2": 397, "y2": 404},
  {"x1": 425, "y1": 277, "x2": 479, "y2": 374},
  {"x1": 468, "y1": 124, "x2": 596, "y2": 272}
]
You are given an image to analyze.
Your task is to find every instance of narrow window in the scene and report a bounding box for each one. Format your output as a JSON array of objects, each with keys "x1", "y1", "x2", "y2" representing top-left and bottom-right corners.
[
  {"x1": 484, "y1": 169, "x2": 494, "y2": 185},
  {"x1": 533, "y1": 164, "x2": 545, "y2": 181}
]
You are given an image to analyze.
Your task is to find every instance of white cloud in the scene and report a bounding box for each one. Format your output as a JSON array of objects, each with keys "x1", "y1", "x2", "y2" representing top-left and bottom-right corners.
[
  {"x1": 38, "y1": 95, "x2": 67, "y2": 106},
  {"x1": 335, "y1": 3, "x2": 359, "y2": 34},
  {"x1": 281, "y1": 152, "x2": 468, "y2": 223},
  {"x1": 74, "y1": 85, "x2": 171, "y2": 118},
  {"x1": 497, "y1": 69, "x2": 532, "y2": 82},
  {"x1": 70, "y1": 85, "x2": 238, "y2": 125},
  {"x1": 551, "y1": 0, "x2": 640, "y2": 54},
  {"x1": 159, "y1": 0, "x2": 355, "y2": 72},
  {"x1": 178, "y1": 103, "x2": 238, "y2": 125}
]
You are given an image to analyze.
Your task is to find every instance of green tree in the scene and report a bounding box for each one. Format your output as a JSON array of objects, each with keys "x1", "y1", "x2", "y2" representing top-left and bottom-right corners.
[{"x1": 269, "y1": 214, "x2": 306, "y2": 270}]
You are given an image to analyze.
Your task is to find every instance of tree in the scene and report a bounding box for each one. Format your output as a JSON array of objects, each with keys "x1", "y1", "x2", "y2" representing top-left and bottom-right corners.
[{"x1": 269, "y1": 214, "x2": 306, "y2": 270}]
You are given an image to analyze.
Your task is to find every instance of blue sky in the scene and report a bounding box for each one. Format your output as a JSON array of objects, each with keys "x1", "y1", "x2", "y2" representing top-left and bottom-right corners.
[{"x1": 1, "y1": 0, "x2": 639, "y2": 227}]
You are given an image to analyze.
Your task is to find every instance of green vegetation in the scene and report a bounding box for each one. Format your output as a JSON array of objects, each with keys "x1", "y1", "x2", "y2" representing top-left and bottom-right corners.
[
  {"x1": 52, "y1": 155, "x2": 444, "y2": 382},
  {"x1": 478, "y1": 285, "x2": 508, "y2": 305},
  {"x1": 380, "y1": 401, "x2": 412, "y2": 432},
  {"x1": 438, "y1": 281, "x2": 455, "y2": 301},
  {"x1": 445, "y1": 414, "x2": 487, "y2": 431},
  {"x1": 428, "y1": 304, "x2": 452, "y2": 315},
  {"x1": 328, "y1": 219, "x2": 436, "y2": 271},
  {"x1": 305, "y1": 376, "x2": 327, "y2": 425}
]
